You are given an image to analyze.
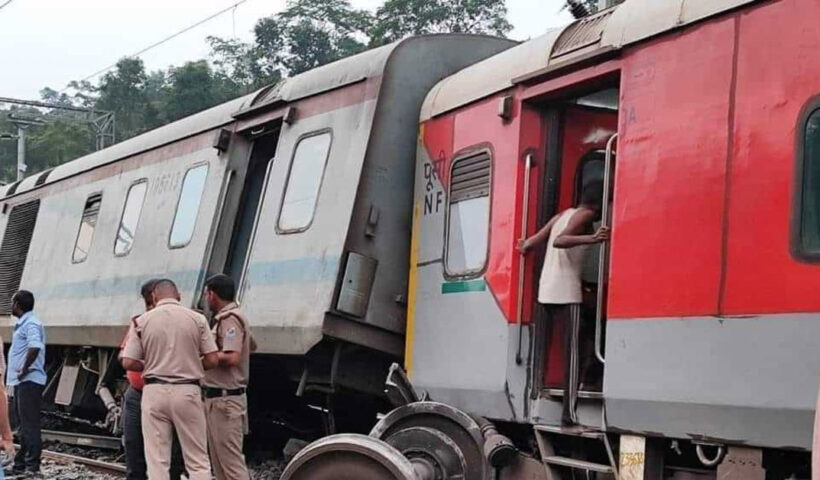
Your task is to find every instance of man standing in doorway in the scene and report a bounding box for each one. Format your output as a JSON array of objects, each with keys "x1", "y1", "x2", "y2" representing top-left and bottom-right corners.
[
  {"x1": 6, "y1": 290, "x2": 45, "y2": 475},
  {"x1": 201, "y1": 274, "x2": 255, "y2": 480},
  {"x1": 519, "y1": 182, "x2": 608, "y2": 426},
  {"x1": 121, "y1": 279, "x2": 218, "y2": 480}
]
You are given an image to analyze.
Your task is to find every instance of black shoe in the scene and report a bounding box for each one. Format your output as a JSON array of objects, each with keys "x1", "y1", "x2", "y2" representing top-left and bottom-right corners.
[{"x1": 3, "y1": 469, "x2": 26, "y2": 479}]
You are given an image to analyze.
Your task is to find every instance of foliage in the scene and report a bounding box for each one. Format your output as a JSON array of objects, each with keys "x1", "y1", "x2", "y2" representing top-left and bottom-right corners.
[
  {"x1": 93, "y1": 58, "x2": 159, "y2": 139},
  {"x1": 28, "y1": 120, "x2": 95, "y2": 171},
  {"x1": 369, "y1": 0, "x2": 511, "y2": 46},
  {"x1": 208, "y1": 36, "x2": 282, "y2": 93},
  {"x1": 163, "y1": 60, "x2": 236, "y2": 121},
  {"x1": 0, "y1": 0, "x2": 513, "y2": 183},
  {"x1": 253, "y1": 0, "x2": 372, "y2": 76},
  {"x1": 0, "y1": 109, "x2": 95, "y2": 184}
]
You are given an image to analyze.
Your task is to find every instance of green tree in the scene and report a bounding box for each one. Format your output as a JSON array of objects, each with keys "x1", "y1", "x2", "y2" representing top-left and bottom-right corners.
[
  {"x1": 369, "y1": 0, "x2": 511, "y2": 46},
  {"x1": 0, "y1": 112, "x2": 18, "y2": 183},
  {"x1": 0, "y1": 105, "x2": 95, "y2": 184},
  {"x1": 26, "y1": 0, "x2": 517, "y2": 172},
  {"x1": 39, "y1": 88, "x2": 78, "y2": 108},
  {"x1": 28, "y1": 120, "x2": 95, "y2": 171},
  {"x1": 163, "y1": 60, "x2": 237, "y2": 123},
  {"x1": 94, "y1": 58, "x2": 159, "y2": 139},
  {"x1": 208, "y1": 36, "x2": 281, "y2": 93},
  {"x1": 251, "y1": 0, "x2": 371, "y2": 76}
]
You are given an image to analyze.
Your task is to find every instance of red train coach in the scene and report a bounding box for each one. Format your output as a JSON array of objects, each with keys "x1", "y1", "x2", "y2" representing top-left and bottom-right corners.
[{"x1": 284, "y1": 0, "x2": 820, "y2": 479}]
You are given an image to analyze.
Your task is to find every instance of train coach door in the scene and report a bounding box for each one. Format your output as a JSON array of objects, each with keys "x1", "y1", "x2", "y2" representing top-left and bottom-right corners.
[
  {"x1": 226, "y1": 128, "x2": 280, "y2": 283},
  {"x1": 534, "y1": 95, "x2": 618, "y2": 406}
]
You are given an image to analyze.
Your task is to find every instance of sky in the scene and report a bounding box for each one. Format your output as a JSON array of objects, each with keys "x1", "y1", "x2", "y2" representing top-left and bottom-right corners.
[{"x1": 0, "y1": 0, "x2": 573, "y2": 99}]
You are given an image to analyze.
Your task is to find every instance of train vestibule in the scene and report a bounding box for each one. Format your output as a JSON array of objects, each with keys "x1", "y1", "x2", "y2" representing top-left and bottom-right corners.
[{"x1": 529, "y1": 87, "x2": 619, "y2": 414}]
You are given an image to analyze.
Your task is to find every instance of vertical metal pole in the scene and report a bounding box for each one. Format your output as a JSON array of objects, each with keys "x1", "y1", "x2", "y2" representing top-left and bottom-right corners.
[
  {"x1": 16, "y1": 125, "x2": 25, "y2": 181},
  {"x1": 515, "y1": 154, "x2": 533, "y2": 365},
  {"x1": 595, "y1": 133, "x2": 617, "y2": 364}
]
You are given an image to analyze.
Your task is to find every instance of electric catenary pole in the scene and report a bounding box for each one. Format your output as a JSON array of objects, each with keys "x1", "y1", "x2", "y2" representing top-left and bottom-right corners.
[{"x1": 0, "y1": 97, "x2": 115, "y2": 182}]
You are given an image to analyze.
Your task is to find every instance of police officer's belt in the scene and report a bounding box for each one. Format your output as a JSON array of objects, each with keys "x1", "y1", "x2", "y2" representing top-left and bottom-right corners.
[
  {"x1": 202, "y1": 386, "x2": 246, "y2": 398},
  {"x1": 144, "y1": 378, "x2": 200, "y2": 386}
]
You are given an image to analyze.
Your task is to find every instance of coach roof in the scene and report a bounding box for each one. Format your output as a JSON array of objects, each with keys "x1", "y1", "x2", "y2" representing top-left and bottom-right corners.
[
  {"x1": 420, "y1": 0, "x2": 760, "y2": 121},
  {"x1": 1, "y1": 36, "x2": 436, "y2": 199}
]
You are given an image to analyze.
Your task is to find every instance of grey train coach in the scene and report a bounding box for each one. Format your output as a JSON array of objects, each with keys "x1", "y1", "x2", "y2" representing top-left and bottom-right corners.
[{"x1": 0, "y1": 35, "x2": 515, "y2": 432}]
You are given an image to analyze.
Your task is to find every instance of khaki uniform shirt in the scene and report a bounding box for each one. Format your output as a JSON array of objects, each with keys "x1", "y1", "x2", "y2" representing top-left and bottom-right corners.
[
  {"x1": 202, "y1": 303, "x2": 251, "y2": 390},
  {"x1": 123, "y1": 298, "x2": 217, "y2": 383}
]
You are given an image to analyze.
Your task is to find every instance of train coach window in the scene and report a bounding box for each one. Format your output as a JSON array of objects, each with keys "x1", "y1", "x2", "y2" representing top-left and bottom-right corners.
[
  {"x1": 72, "y1": 193, "x2": 102, "y2": 264},
  {"x1": 277, "y1": 131, "x2": 332, "y2": 233},
  {"x1": 114, "y1": 180, "x2": 148, "y2": 256},
  {"x1": 170, "y1": 164, "x2": 209, "y2": 248},
  {"x1": 797, "y1": 108, "x2": 820, "y2": 257},
  {"x1": 445, "y1": 151, "x2": 492, "y2": 277}
]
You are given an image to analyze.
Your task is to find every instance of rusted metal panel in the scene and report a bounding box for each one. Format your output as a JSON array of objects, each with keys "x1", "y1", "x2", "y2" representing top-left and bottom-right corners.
[
  {"x1": 716, "y1": 447, "x2": 765, "y2": 480},
  {"x1": 499, "y1": 454, "x2": 548, "y2": 480}
]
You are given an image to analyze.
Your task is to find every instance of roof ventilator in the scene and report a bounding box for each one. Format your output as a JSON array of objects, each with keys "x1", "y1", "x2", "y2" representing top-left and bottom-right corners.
[{"x1": 551, "y1": 8, "x2": 615, "y2": 59}]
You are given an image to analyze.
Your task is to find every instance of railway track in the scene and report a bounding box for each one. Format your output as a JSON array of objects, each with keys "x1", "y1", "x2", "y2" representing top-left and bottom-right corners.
[
  {"x1": 41, "y1": 429, "x2": 122, "y2": 450},
  {"x1": 8, "y1": 430, "x2": 126, "y2": 477},
  {"x1": 41, "y1": 448, "x2": 126, "y2": 477}
]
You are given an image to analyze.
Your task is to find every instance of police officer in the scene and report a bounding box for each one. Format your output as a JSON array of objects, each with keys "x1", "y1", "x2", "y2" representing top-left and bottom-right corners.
[
  {"x1": 119, "y1": 279, "x2": 186, "y2": 480},
  {"x1": 201, "y1": 274, "x2": 254, "y2": 480},
  {"x1": 121, "y1": 279, "x2": 218, "y2": 480}
]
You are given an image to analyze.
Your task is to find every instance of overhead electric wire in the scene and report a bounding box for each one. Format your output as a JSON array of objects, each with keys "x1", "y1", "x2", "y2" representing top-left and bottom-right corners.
[
  {"x1": 61, "y1": 0, "x2": 249, "y2": 91},
  {"x1": 0, "y1": 0, "x2": 14, "y2": 11}
]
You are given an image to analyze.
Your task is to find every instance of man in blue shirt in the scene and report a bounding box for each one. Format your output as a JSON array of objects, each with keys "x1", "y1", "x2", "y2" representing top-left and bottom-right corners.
[{"x1": 6, "y1": 290, "x2": 45, "y2": 476}]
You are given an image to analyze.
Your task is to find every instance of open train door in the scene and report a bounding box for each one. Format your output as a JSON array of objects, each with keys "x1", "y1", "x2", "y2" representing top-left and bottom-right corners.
[
  {"x1": 203, "y1": 117, "x2": 282, "y2": 297},
  {"x1": 532, "y1": 93, "x2": 618, "y2": 417},
  {"x1": 225, "y1": 125, "x2": 281, "y2": 285}
]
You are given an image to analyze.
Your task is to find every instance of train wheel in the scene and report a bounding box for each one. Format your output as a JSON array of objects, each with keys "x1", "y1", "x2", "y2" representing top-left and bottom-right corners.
[
  {"x1": 281, "y1": 433, "x2": 419, "y2": 480},
  {"x1": 370, "y1": 401, "x2": 491, "y2": 480}
]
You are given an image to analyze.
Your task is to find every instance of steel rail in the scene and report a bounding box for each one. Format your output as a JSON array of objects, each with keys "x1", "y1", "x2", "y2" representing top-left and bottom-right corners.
[
  {"x1": 41, "y1": 449, "x2": 127, "y2": 475},
  {"x1": 13, "y1": 444, "x2": 126, "y2": 476},
  {"x1": 42, "y1": 429, "x2": 122, "y2": 450}
]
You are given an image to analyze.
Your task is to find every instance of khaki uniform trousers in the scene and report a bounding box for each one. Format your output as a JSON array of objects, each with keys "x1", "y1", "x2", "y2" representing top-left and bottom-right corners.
[
  {"x1": 142, "y1": 384, "x2": 212, "y2": 480},
  {"x1": 205, "y1": 394, "x2": 250, "y2": 480}
]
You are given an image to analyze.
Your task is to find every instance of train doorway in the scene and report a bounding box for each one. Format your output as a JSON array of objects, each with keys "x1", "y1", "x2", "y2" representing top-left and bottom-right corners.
[
  {"x1": 226, "y1": 129, "x2": 280, "y2": 282},
  {"x1": 530, "y1": 88, "x2": 618, "y2": 412}
]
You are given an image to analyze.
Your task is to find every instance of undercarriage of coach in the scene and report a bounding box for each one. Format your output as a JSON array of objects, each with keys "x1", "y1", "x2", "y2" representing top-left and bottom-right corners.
[
  {"x1": 281, "y1": 365, "x2": 810, "y2": 480},
  {"x1": 283, "y1": 365, "x2": 519, "y2": 480},
  {"x1": 39, "y1": 346, "x2": 124, "y2": 436},
  {"x1": 40, "y1": 339, "x2": 396, "y2": 446},
  {"x1": 38, "y1": 346, "x2": 811, "y2": 480}
]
